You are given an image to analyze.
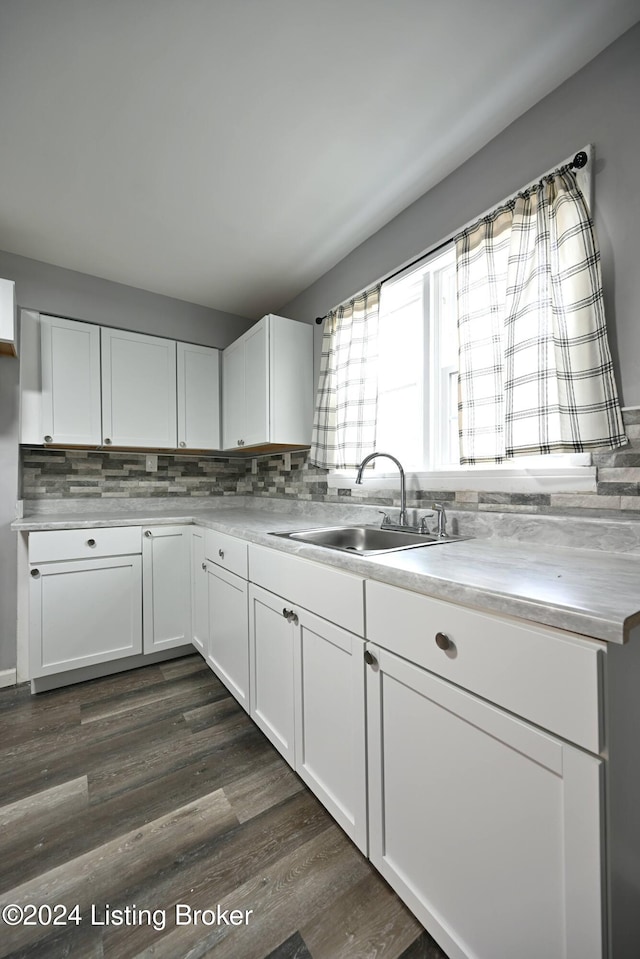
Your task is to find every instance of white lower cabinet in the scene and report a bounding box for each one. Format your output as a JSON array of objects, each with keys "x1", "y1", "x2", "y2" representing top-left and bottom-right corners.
[
  {"x1": 206, "y1": 563, "x2": 249, "y2": 711},
  {"x1": 295, "y1": 603, "x2": 367, "y2": 851},
  {"x1": 190, "y1": 526, "x2": 208, "y2": 657},
  {"x1": 142, "y1": 525, "x2": 191, "y2": 653},
  {"x1": 365, "y1": 643, "x2": 604, "y2": 959},
  {"x1": 29, "y1": 527, "x2": 143, "y2": 678},
  {"x1": 203, "y1": 529, "x2": 250, "y2": 711},
  {"x1": 248, "y1": 579, "x2": 367, "y2": 852},
  {"x1": 248, "y1": 584, "x2": 296, "y2": 763}
]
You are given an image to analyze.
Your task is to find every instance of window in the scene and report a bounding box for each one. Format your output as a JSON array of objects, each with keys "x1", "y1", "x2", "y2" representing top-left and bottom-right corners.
[
  {"x1": 318, "y1": 149, "x2": 621, "y2": 487},
  {"x1": 376, "y1": 245, "x2": 458, "y2": 470}
]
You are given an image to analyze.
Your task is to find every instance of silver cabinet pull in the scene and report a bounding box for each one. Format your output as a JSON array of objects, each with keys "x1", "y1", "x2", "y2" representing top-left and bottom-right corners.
[
  {"x1": 144, "y1": 530, "x2": 152, "y2": 538},
  {"x1": 282, "y1": 607, "x2": 290, "y2": 618},
  {"x1": 44, "y1": 435, "x2": 52, "y2": 443},
  {"x1": 201, "y1": 562, "x2": 207, "y2": 571},
  {"x1": 435, "y1": 632, "x2": 451, "y2": 651},
  {"x1": 104, "y1": 438, "x2": 112, "y2": 445},
  {"x1": 30, "y1": 568, "x2": 40, "y2": 578},
  {"x1": 218, "y1": 548, "x2": 224, "y2": 559},
  {"x1": 179, "y1": 441, "x2": 186, "y2": 447},
  {"x1": 364, "y1": 649, "x2": 378, "y2": 667},
  {"x1": 86, "y1": 538, "x2": 96, "y2": 547}
]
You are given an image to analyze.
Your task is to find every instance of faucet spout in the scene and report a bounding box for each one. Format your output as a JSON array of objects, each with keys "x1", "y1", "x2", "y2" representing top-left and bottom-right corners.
[{"x1": 355, "y1": 452, "x2": 408, "y2": 527}]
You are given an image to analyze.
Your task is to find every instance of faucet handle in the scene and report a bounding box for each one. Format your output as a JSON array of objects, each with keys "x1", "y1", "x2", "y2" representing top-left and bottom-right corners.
[
  {"x1": 419, "y1": 513, "x2": 434, "y2": 534},
  {"x1": 432, "y1": 503, "x2": 448, "y2": 537},
  {"x1": 377, "y1": 510, "x2": 392, "y2": 527}
]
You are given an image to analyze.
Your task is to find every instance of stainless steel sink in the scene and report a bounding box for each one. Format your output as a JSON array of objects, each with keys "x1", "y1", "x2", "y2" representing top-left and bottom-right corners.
[{"x1": 270, "y1": 525, "x2": 466, "y2": 555}]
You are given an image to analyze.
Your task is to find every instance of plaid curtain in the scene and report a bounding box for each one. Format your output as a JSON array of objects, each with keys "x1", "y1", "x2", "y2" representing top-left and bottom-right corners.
[
  {"x1": 309, "y1": 286, "x2": 380, "y2": 469},
  {"x1": 455, "y1": 167, "x2": 626, "y2": 464}
]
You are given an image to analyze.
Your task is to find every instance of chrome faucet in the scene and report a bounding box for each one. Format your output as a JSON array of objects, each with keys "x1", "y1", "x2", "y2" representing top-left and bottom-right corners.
[{"x1": 355, "y1": 452, "x2": 409, "y2": 527}]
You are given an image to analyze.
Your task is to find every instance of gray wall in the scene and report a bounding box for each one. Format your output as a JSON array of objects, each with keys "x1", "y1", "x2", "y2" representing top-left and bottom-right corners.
[
  {"x1": 0, "y1": 250, "x2": 253, "y2": 347},
  {"x1": 0, "y1": 253, "x2": 253, "y2": 672},
  {"x1": 279, "y1": 23, "x2": 640, "y2": 409}
]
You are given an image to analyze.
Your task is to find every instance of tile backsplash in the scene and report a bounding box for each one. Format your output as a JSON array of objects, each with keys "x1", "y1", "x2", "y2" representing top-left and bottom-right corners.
[
  {"x1": 20, "y1": 410, "x2": 640, "y2": 516},
  {"x1": 20, "y1": 449, "x2": 246, "y2": 499}
]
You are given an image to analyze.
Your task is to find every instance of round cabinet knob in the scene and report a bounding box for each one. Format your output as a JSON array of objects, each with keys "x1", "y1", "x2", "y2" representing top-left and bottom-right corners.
[
  {"x1": 282, "y1": 607, "x2": 289, "y2": 618},
  {"x1": 435, "y1": 632, "x2": 451, "y2": 651},
  {"x1": 201, "y1": 562, "x2": 207, "y2": 571},
  {"x1": 104, "y1": 438, "x2": 112, "y2": 445},
  {"x1": 44, "y1": 435, "x2": 52, "y2": 444},
  {"x1": 237, "y1": 440, "x2": 242, "y2": 447},
  {"x1": 364, "y1": 649, "x2": 378, "y2": 667},
  {"x1": 144, "y1": 530, "x2": 152, "y2": 538},
  {"x1": 86, "y1": 538, "x2": 96, "y2": 548},
  {"x1": 218, "y1": 548, "x2": 224, "y2": 559},
  {"x1": 179, "y1": 441, "x2": 186, "y2": 448},
  {"x1": 30, "y1": 568, "x2": 40, "y2": 578}
]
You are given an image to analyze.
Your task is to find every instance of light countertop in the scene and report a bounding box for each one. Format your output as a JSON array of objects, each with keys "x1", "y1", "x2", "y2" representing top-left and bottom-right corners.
[{"x1": 13, "y1": 501, "x2": 640, "y2": 645}]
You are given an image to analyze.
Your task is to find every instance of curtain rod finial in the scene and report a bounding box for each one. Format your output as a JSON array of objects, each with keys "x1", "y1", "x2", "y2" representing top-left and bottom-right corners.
[
  {"x1": 572, "y1": 151, "x2": 588, "y2": 169},
  {"x1": 315, "y1": 316, "x2": 324, "y2": 324}
]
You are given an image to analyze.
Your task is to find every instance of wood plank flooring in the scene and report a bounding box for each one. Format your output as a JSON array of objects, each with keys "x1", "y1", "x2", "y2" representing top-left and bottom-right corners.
[{"x1": 0, "y1": 655, "x2": 449, "y2": 959}]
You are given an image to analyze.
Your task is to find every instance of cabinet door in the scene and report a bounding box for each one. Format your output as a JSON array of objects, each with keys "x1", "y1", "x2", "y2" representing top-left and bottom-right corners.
[
  {"x1": 366, "y1": 644, "x2": 605, "y2": 959},
  {"x1": 101, "y1": 328, "x2": 177, "y2": 448},
  {"x1": 269, "y1": 314, "x2": 313, "y2": 446},
  {"x1": 142, "y1": 526, "x2": 191, "y2": 653},
  {"x1": 243, "y1": 317, "x2": 269, "y2": 446},
  {"x1": 207, "y1": 563, "x2": 249, "y2": 711},
  {"x1": 222, "y1": 335, "x2": 245, "y2": 450},
  {"x1": 41, "y1": 315, "x2": 102, "y2": 445},
  {"x1": 295, "y1": 608, "x2": 367, "y2": 852},
  {"x1": 248, "y1": 583, "x2": 295, "y2": 764},
  {"x1": 0, "y1": 277, "x2": 17, "y2": 355},
  {"x1": 177, "y1": 342, "x2": 220, "y2": 450},
  {"x1": 190, "y1": 526, "x2": 208, "y2": 657},
  {"x1": 29, "y1": 555, "x2": 142, "y2": 678}
]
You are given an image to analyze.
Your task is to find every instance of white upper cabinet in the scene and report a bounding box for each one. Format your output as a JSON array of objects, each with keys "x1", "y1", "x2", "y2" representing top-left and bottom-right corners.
[
  {"x1": 0, "y1": 278, "x2": 17, "y2": 356},
  {"x1": 243, "y1": 318, "x2": 269, "y2": 446},
  {"x1": 176, "y1": 342, "x2": 220, "y2": 450},
  {"x1": 222, "y1": 314, "x2": 312, "y2": 450},
  {"x1": 41, "y1": 315, "x2": 102, "y2": 446},
  {"x1": 222, "y1": 334, "x2": 248, "y2": 450},
  {"x1": 101, "y1": 327, "x2": 177, "y2": 448}
]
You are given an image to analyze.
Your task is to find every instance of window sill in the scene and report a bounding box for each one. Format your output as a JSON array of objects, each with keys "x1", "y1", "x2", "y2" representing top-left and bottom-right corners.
[{"x1": 328, "y1": 466, "x2": 597, "y2": 494}]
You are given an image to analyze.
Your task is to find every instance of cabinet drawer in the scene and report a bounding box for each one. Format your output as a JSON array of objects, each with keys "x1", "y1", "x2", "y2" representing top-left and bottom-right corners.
[
  {"x1": 29, "y1": 526, "x2": 142, "y2": 563},
  {"x1": 366, "y1": 580, "x2": 604, "y2": 753},
  {"x1": 204, "y1": 529, "x2": 248, "y2": 578},
  {"x1": 249, "y1": 544, "x2": 364, "y2": 636}
]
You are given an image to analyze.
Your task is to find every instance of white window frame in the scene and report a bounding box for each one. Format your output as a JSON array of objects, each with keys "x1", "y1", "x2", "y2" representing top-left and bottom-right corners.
[{"x1": 328, "y1": 461, "x2": 597, "y2": 495}]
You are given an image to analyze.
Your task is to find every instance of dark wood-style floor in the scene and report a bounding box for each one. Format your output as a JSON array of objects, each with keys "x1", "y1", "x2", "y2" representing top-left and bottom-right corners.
[{"x1": 0, "y1": 655, "x2": 448, "y2": 959}]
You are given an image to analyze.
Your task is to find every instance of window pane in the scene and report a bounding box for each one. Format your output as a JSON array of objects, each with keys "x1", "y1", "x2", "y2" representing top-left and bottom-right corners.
[{"x1": 377, "y1": 274, "x2": 425, "y2": 466}]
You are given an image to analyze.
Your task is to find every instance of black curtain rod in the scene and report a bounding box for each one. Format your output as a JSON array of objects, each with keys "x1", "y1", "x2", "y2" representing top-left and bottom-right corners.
[{"x1": 315, "y1": 150, "x2": 589, "y2": 325}]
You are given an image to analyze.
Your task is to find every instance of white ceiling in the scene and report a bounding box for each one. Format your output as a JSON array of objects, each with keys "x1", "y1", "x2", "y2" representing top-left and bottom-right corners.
[{"x1": 1, "y1": 0, "x2": 639, "y2": 320}]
